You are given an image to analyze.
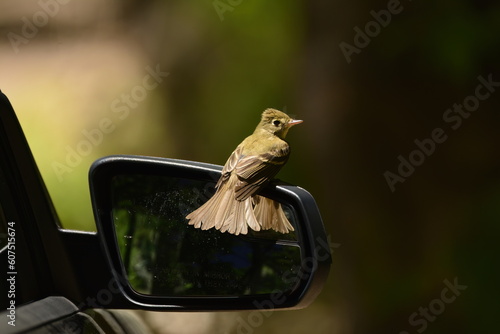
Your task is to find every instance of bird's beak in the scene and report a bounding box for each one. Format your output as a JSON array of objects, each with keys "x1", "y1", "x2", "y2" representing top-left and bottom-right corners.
[{"x1": 288, "y1": 119, "x2": 303, "y2": 127}]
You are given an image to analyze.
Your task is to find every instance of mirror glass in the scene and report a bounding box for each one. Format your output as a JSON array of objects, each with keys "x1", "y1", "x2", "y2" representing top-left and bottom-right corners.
[{"x1": 111, "y1": 174, "x2": 301, "y2": 297}]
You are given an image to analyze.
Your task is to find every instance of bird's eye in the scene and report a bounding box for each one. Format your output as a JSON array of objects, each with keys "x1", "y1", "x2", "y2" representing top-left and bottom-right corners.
[{"x1": 273, "y1": 120, "x2": 281, "y2": 126}]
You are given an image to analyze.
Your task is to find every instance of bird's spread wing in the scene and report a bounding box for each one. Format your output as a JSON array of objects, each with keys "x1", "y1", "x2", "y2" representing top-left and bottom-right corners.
[{"x1": 233, "y1": 146, "x2": 290, "y2": 201}]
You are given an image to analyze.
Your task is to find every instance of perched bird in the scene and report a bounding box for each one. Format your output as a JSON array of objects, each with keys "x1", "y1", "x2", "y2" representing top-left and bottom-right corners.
[{"x1": 186, "y1": 108, "x2": 302, "y2": 235}]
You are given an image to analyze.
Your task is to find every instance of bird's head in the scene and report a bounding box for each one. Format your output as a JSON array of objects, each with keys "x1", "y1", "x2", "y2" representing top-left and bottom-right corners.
[{"x1": 256, "y1": 108, "x2": 303, "y2": 139}]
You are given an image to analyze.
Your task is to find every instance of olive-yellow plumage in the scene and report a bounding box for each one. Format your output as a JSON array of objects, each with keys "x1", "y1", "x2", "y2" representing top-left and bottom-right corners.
[{"x1": 186, "y1": 108, "x2": 302, "y2": 235}]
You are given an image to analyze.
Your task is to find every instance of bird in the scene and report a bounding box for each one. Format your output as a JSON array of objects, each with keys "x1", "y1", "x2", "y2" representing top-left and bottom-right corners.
[{"x1": 185, "y1": 108, "x2": 302, "y2": 235}]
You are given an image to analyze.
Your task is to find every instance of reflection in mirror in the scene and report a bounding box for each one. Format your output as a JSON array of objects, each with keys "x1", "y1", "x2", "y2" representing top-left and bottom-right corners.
[{"x1": 111, "y1": 174, "x2": 301, "y2": 297}]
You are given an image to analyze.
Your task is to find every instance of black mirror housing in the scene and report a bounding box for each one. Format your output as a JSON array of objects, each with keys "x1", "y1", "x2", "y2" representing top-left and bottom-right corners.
[{"x1": 89, "y1": 155, "x2": 331, "y2": 311}]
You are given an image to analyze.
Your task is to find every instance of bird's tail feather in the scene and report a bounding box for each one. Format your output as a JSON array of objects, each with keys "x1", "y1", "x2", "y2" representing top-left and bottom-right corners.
[
  {"x1": 186, "y1": 183, "x2": 261, "y2": 235},
  {"x1": 219, "y1": 197, "x2": 260, "y2": 235},
  {"x1": 253, "y1": 196, "x2": 294, "y2": 234}
]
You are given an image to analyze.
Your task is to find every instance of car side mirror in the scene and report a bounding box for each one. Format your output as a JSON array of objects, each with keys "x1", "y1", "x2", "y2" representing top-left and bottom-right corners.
[{"x1": 89, "y1": 155, "x2": 331, "y2": 311}]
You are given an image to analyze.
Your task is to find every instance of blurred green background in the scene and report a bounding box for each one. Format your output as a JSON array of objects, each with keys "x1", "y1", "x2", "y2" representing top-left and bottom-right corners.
[{"x1": 1, "y1": 0, "x2": 499, "y2": 333}]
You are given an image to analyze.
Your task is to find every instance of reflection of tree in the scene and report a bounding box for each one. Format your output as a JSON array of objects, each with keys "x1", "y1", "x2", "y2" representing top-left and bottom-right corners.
[{"x1": 112, "y1": 174, "x2": 301, "y2": 297}]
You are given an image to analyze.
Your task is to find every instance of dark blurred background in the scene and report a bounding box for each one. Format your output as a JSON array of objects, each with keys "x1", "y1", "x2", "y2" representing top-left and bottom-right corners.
[{"x1": 1, "y1": 0, "x2": 499, "y2": 333}]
